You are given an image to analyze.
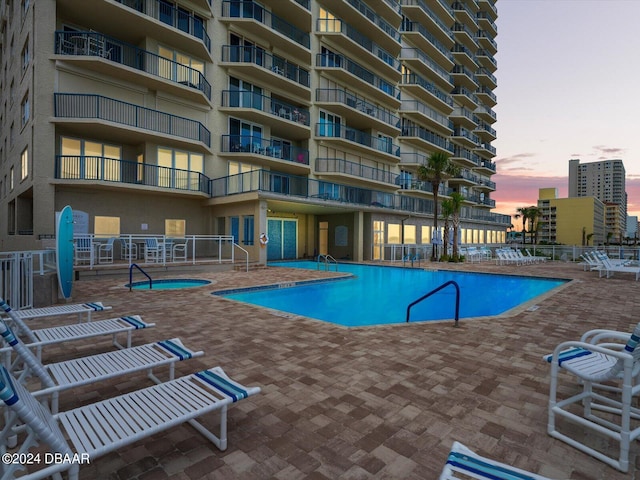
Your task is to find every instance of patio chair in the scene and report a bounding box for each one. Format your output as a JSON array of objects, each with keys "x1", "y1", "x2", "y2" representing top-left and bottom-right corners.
[
  {"x1": 0, "y1": 363, "x2": 260, "y2": 479},
  {"x1": 73, "y1": 236, "x2": 94, "y2": 265},
  {"x1": 546, "y1": 322, "x2": 640, "y2": 472},
  {"x1": 97, "y1": 237, "x2": 116, "y2": 264},
  {"x1": 440, "y1": 441, "x2": 554, "y2": 479},
  {"x1": 144, "y1": 237, "x2": 164, "y2": 263},
  {"x1": 0, "y1": 319, "x2": 202, "y2": 413},
  {"x1": 172, "y1": 239, "x2": 188, "y2": 262},
  {"x1": 0, "y1": 297, "x2": 110, "y2": 323},
  {"x1": 594, "y1": 252, "x2": 640, "y2": 280},
  {"x1": 120, "y1": 238, "x2": 138, "y2": 260}
]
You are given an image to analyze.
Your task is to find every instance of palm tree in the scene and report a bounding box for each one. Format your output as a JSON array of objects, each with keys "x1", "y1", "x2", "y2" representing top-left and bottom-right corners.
[
  {"x1": 526, "y1": 206, "x2": 540, "y2": 245},
  {"x1": 449, "y1": 192, "x2": 464, "y2": 259},
  {"x1": 514, "y1": 206, "x2": 530, "y2": 244},
  {"x1": 416, "y1": 152, "x2": 457, "y2": 261},
  {"x1": 441, "y1": 198, "x2": 454, "y2": 258}
]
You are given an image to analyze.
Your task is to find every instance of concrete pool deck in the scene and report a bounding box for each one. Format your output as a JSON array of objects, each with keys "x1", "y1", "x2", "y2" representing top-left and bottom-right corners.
[{"x1": 20, "y1": 260, "x2": 640, "y2": 479}]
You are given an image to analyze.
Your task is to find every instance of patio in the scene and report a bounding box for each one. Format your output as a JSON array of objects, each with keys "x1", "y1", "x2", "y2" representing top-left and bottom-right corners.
[{"x1": 20, "y1": 260, "x2": 640, "y2": 479}]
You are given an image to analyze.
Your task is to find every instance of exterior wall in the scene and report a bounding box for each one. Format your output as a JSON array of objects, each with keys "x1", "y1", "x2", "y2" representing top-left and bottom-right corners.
[
  {"x1": 0, "y1": 0, "x2": 507, "y2": 261},
  {"x1": 552, "y1": 198, "x2": 604, "y2": 246}
]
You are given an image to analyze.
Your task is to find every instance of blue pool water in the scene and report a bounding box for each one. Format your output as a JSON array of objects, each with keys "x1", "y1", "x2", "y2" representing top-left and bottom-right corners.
[
  {"x1": 127, "y1": 279, "x2": 211, "y2": 290},
  {"x1": 218, "y1": 262, "x2": 568, "y2": 327}
]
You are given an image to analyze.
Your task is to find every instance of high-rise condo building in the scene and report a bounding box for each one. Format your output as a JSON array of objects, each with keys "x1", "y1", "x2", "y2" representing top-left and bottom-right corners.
[
  {"x1": 568, "y1": 159, "x2": 627, "y2": 242},
  {"x1": 0, "y1": 0, "x2": 507, "y2": 262}
]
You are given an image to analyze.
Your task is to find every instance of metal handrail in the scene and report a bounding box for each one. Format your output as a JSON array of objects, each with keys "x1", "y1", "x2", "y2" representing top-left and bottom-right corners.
[
  {"x1": 406, "y1": 280, "x2": 460, "y2": 326},
  {"x1": 316, "y1": 254, "x2": 338, "y2": 271},
  {"x1": 233, "y1": 243, "x2": 249, "y2": 272},
  {"x1": 129, "y1": 263, "x2": 152, "y2": 291}
]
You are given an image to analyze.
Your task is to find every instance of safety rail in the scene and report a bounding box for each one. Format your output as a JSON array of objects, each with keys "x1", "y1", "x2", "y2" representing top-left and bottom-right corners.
[
  {"x1": 233, "y1": 243, "x2": 249, "y2": 272},
  {"x1": 316, "y1": 254, "x2": 338, "y2": 271},
  {"x1": 129, "y1": 263, "x2": 152, "y2": 291},
  {"x1": 406, "y1": 280, "x2": 460, "y2": 326}
]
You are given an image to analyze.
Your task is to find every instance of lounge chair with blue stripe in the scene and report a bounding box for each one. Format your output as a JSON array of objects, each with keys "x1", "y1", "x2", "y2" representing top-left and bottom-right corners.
[
  {"x1": 0, "y1": 298, "x2": 153, "y2": 362},
  {"x1": 0, "y1": 320, "x2": 202, "y2": 413},
  {"x1": 0, "y1": 363, "x2": 260, "y2": 479},
  {"x1": 0, "y1": 299, "x2": 111, "y2": 323},
  {"x1": 440, "y1": 441, "x2": 554, "y2": 479},
  {"x1": 545, "y1": 322, "x2": 640, "y2": 472}
]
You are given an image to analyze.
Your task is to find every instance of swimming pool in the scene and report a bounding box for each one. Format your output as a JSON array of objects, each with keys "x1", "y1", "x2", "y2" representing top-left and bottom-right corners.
[{"x1": 217, "y1": 262, "x2": 568, "y2": 327}]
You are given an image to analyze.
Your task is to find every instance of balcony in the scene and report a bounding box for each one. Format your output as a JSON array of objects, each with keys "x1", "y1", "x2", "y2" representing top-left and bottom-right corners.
[
  {"x1": 399, "y1": 47, "x2": 453, "y2": 90},
  {"x1": 401, "y1": 19, "x2": 454, "y2": 70},
  {"x1": 315, "y1": 157, "x2": 398, "y2": 189},
  {"x1": 474, "y1": 144, "x2": 497, "y2": 160},
  {"x1": 220, "y1": 1, "x2": 310, "y2": 63},
  {"x1": 451, "y1": 127, "x2": 479, "y2": 149},
  {"x1": 400, "y1": 125, "x2": 452, "y2": 155},
  {"x1": 316, "y1": 53, "x2": 400, "y2": 108},
  {"x1": 399, "y1": 151, "x2": 427, "y2": 168},
  {"x1": 452, "y1": 23, "x2": 477, "y2": 51},
  {"x1": 451, "y1": 86, "x2": 478, "y2": 110},
  {"x1": 113, "y1": 0, "x2": 210, "y2": 55},
  {"x1": 451, "y1": 64, "x2": 479, "y2": 90},
  {"x1": 476, "y1": 30, "x2": 497, "y2": 54},
  {"x1": 451, "y1": 43, "x2": 478, "y2": 70},
  {"x1": 476, "y1": 11, "x2": 497, "y2": 37},
  {"x1": 451, "y1": 2, "x2": 479, "y2": 29},
  {"x1": 451, "y1": 146, "x2": 480, "y2": 169},
  {"x1": 476, "y1": 177, "x2": 496, "y2": 191},
  {"x1": 220, "y1": 90, "x2": 310, "y2": 140},
  {"x1": 400, "y1": 100, "x2": 452, "y2": 135},
  {"x1": 475, "y1": 105, "x2": 497, "y2": 123},
  {"x1": 53, "y1": 93, "x2": 211, "y2": 150},
  {"x1": 401, "y1": 73, "x2": 453, "y2": 113},
  {"x1": 315, "y1": 89, "x2": 400, "y2": 135},
  {"x1": 474, "y1": 159, "x2": 497, "y2": 175},
  {"x1": 220, "y1": 135, "x2": 310, "y2": 175},
  {"x1": 473, "y1": 122, "x2": 496, "y2": 142},
  {"x1": 475, "y1": 67, "x2": 497, "y2": 90},
  {"x1": 316, "y1": 123, "x2": 401, "y2": 160},
  {"x1": 221, "y1": 45, "x2": 311, "y2": 101},
  {"x1": 316, "y1": 19, "x2": 401, "y2": 80},
  {"x1": 55, "y1": 155, "x2": 210, "y2": 196},
  {"x1": 54, "y1": 31, "x2": 211, "y2": 104},
  {"x1": 448, "y1": 169, "x2": 478, "y2": 187},
  {"x1": 449, "y1": 107, "x2": 477, "y2": 130},
  {"x1": 400, "y1": 0, "x2": 454, "y2": 46},
  {"x1": 324, "y1": 0, "x2": 402, "y2": 54},
  {"x1": 476, "y1": 49, "x2": 497, "y2": 71}
]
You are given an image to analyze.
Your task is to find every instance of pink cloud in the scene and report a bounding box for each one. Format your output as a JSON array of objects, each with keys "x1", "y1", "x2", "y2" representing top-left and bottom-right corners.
[{"x1": 492, "y1": 173, "x2": 640, "y2": 218}]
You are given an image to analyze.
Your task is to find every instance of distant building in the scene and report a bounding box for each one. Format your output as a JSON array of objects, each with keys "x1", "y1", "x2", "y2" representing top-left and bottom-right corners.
[
  {"x1": 537, "y1": 188, "x2": 604, "y2": 245},
  {"x1": 568, "y1": 159, "x2": 627, "y2": 241},
  {"x1": 627, "y1": 216, "x2": 639, "y2": 240}
]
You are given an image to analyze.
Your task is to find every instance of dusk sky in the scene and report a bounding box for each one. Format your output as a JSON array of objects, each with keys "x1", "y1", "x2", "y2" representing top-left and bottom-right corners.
[{"x1": 492, "y1": 0, "x2": 640, "y2": 219}]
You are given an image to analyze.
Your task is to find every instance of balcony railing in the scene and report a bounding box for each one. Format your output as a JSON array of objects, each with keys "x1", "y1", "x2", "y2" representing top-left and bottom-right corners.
[
  {"x1": 315, "y1": 157, "x2": 398, "y2": 185},
  {"x1": 315, "y1": 123, "x2": 401, "y2": 157},
  {"x1": 452, "y1": 86, "x2": 479, "y2": 106},
  {"x1": 401, "y1": 73, "x2": 453, "y2": 107},
  {"x1": 55, "y1": 155, "x2": 211, "y2": 194},
  {"x1": 345, "y1": 0, "x2": 401, "y2": 43},
  {"x1": 221, "y1": 90, "x2": 310, "y2": 126},
  {"x1": 54, "y1": 93, "x2": 211, "y2": 147},
  {"x1": 316, "y1": 89, "x2": 400, "y2": 128},
  {"x1": 401, "y1": 19, "x2": 454, "y2": 62},
  {"x1": 478, "y1": 158, "x2": 497, "y2": 170},
  {"x1": 221, "y1": 135, "x2": 309, "y2": 165},
  {"x1": 452, "y1": 127, "x2": 480, "y2": 145},
  {"x1": 221, "y1": 45, "x2": 310, "y2": 87},
  {"x1": 401, "y1": 99, "x2": 452, "y2": 130},
  {"x1": 400, "y1": 47, "x2": 452, "y2": 85},
  {"x1": 316, "y1": 53, "x2": 398, "y2": 99},
  {"x1": 221, "y1": 1, "x2": 310, "y2": 49},
  {"x1": 400, "y1": 0, "x2": 454, "y2": 39},
  {"x1": 452, "y1": 146, "x2": 480, "y2": 166},
  {"x1": 316, "y1": 19, "x2": 400, "y2": 71},
  {"x1": 54, "y1": 31, "x2": 211, "y2": 100},
  {"x1": 401, "y1": 125, "x2": 452, "y2": 152},
  {"x1": 115, "y1": 0, "x2": 210, "y2": 52}
]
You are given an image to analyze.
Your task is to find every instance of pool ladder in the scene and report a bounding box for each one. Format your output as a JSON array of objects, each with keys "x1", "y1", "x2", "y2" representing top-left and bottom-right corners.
[
  {"x1": 129, "y1": 263, "x2": 153, "y2": 291},
  {"x1": 316, "y1": 254, "x2": 338, "y2": 271},
  {"x1": 406, "y1": 280, "x2": 460, "y2": 326}
]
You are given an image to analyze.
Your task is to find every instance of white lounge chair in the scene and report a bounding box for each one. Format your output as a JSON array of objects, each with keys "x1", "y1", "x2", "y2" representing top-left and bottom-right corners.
[
  {"x1": 0, "y1": 298, "x2": 111, "y2": 323},
  {"x1": 546, "y1": 322, "x2": 640, "y2": 472},
  {"x1": 0, "y1": 364, "x2": 260, "y2": 479},
  {"x1": 595, "y1": 252, "x2": 640, "y2": 280},
  {"x1": 0, "y1": 319, "x2": 202, "y2": 413},
  {"x1": 439, "y1": 441, "x2": 555, "y2": 479},
  {"x1": 0, "y1": 305, "x2": 154, "y2": 363}
]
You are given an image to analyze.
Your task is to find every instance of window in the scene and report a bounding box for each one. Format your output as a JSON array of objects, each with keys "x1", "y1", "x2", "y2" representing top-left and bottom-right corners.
[
  {"x1": 387, "y1": 224, "x2": 400, "y2": 244},
  {"x1": 95, "y1": 216, "x2": 120, "y2": 238},
  {"x1": 228, "y1": 77, "x2": 262, "y2": 109},
  {"x1": 9, "y1": 80, "x2": 15, "y2": 104},
  {"x1": 320, "y1": 46, "x2": 341, "y2": 67},
  {"x1": 243, "y1": 216, "x2": 254, "y2": 245},
  {"x1": 157, "y1": 147, "x2": 204, "y2": 190},
  {"x1": 227, "y1": 161, "x2": 259, "y2": 194},
  {"x1": 158, "y1": 45, "x2": 204, "y2": 85},
  {"x1": 60, "y1": 137, "x2": 122, "y2": 180},
  {"x1": 21, "y1": 40, "x2": 29, "y2": 71},
  {"x1": 10, "y1": 166, "x2": 14, "y2": 190},
  {"x1": 318, "y1": 7, "x2": 341, "y2": 32},
  {"x1": 21, "y1": 93, "x2": 29, "y2": 126},
  {"x1": 403, "y1": 225, "x2": 416, "y2": 244},
  {"x1": 318, "y1": 110, "x2": 341, "y2": 137},
  {"x1": 20, "y1": 147, "x2": 27, "y2": 180},
  {"x1": 165, "y1": 219, "x2": 185, "y2": 237},
  {"x1": 229, "y1": 117, "x2": 262, "y2": 153}
]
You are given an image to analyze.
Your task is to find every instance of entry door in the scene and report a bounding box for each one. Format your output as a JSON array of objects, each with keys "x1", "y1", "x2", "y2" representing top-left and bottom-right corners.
[{"x1": 267, "y1": 218, "x2": 297, "y2": 260}]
